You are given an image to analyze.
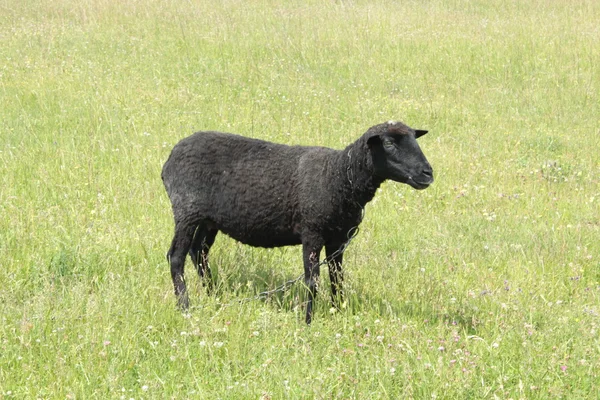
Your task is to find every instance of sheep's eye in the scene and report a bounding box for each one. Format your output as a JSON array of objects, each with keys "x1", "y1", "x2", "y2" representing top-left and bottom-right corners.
[{"x1": 383, "y1": 140, "x2": 395, "y2": 149}]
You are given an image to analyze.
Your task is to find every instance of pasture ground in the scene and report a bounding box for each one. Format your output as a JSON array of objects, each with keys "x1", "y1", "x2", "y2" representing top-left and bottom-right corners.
[{"x1": 1, "y1": 0, "x2": 599, "y2": 398}]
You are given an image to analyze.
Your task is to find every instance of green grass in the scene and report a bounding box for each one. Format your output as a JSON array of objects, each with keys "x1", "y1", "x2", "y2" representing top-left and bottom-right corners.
[{"x1": 1, "y1": 0, "x2": 599, "y2": 398}]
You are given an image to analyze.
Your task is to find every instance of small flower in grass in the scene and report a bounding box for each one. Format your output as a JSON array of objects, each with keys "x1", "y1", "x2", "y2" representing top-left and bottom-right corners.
[
  {"x1": 438, "y1": 346, "x2": 445, "y2": 352},
  {"x1": 141, "y1": 385, "x2": 149, "y2": 392},
  {"x1": 213, "y1": 341, "x2": 224, "y2": 348},
  {"x1": 252, "y1": 331, "x2": 260, "y2": 337},
  {"x1": 357, "y1": 343, "x2": 364, "y2": 348},
  {"x1": 376, "y1": 335, "x2": 384, "y2": 342},
  {"x1": 390, "y1": 367, "x2": 396, "y2": 375},
  {"x1": 199, "y1": 340, "x2": 206, "y2": 346},
  {"x1": 492, "y1": 342, "x2": 499, "y2": 348},
  {"x1": 560, "y1": 365, "x2": 567, "y2": 373},
  {"x1": 103, "y1": 340, "x2": 111, "y2": 346}
]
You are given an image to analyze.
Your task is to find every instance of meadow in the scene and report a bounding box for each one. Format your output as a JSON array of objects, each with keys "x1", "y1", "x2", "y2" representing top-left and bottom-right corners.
[{"x1": 1, "y1": 0, "x2": 599, "y2": 398}]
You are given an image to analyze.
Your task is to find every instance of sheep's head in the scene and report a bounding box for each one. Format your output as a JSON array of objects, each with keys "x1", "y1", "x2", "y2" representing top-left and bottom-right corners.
[{"x1": 366, "y1": 121, "x2": 434, "y2": 190}]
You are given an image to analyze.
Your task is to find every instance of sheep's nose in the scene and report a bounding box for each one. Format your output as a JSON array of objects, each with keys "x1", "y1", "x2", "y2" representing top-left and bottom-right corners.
[{"x1": 420, "y1": 168, "x2": 434, "y2": 184}]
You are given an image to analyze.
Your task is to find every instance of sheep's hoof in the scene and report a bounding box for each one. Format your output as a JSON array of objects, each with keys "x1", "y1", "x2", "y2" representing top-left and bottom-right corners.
[
  {"x1": 305, "y1": 305, "x2": 313, "y2": 325},
  {"x1": 177, "y1": 293, "x2": 190, "y2": 311}
]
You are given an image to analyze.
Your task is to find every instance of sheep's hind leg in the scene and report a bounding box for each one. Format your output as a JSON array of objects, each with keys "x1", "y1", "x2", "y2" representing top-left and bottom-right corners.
[
  {"x1": 302, "y1": 242, "x2": 323, "y2": 325},
  {"x1": 325, "y1": 243, "x2": 344, "y2": 310},
  {"x1": 189, "y1": 225, "x2": 218, "y2": 293},
  {"x1": 167, "y1": 220, "x2": 197, "y2": 310}
]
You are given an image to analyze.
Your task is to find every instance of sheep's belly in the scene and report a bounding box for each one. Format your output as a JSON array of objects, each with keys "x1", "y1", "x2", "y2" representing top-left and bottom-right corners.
[{"x1": 222, "y1": 228, "x2": 302, "y2": 248}]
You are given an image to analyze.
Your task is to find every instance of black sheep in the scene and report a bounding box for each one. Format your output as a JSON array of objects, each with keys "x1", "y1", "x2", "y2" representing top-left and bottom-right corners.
[{"x1": 162, "y1": 121, "x2": 433, "y2": 323}]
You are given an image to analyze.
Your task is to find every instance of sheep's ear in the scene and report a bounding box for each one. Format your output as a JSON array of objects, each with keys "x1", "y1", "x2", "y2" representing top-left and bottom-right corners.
[
  {"x1": 367, "y1": 135, "x2": 381, "y2": 147},
  {"x1": 415, "y1": 130, "x2": 428, "y2": 138}
]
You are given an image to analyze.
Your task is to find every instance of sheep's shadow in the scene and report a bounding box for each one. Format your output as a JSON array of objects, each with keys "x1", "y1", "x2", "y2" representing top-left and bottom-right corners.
[
  {"x1": 185, "y1": 244, "x2": 479, "y2": 334},
  {"x1": 205, "y1": 245, "x2": 308, "y2": 310}
]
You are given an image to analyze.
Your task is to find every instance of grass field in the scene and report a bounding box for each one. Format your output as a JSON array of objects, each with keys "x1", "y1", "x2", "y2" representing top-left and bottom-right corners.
[{"x1": 1, "y1": 0, "x2": 599, "y2": 398}]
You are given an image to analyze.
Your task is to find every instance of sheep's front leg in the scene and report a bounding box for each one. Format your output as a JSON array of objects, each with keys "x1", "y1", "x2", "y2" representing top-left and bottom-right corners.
[
  {"x1": 302, "y1": 243, "x2": 322, "y2": 325},
  {"x1": 325, "y1": 243, "x2": 344, "y2": 309}
]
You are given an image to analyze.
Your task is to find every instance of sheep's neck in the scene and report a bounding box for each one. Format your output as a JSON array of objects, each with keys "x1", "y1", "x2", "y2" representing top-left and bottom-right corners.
[{"x1": 337, "y1": 144, "x2": 383, "y2": 209}]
